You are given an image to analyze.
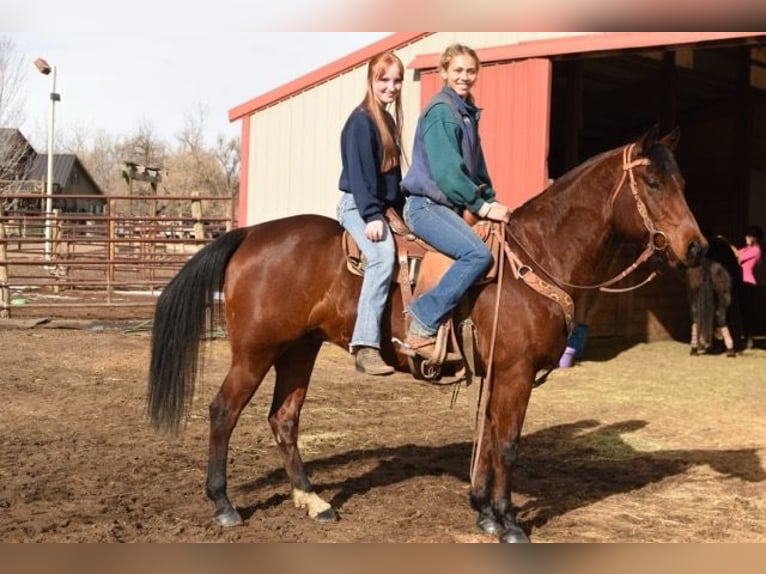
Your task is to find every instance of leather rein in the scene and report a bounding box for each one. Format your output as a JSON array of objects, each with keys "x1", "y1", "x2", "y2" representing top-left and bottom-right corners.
[{"x1": 508, "y1": 143, "x2": 669, "y2": 294}]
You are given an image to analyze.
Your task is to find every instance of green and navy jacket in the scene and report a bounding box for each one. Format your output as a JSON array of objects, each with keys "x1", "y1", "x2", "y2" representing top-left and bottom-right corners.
[{"x1": 401, "y1": 86, "x2": 496, "y2": 215}]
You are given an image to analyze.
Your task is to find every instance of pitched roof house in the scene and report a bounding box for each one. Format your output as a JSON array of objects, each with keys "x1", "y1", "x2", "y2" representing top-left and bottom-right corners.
[
  {"x1": 0, "y1": 128, "x2": 105, "y2": 214},
  {"x1": 0, "y1": 128, "x2": 37, "y2": 186}
]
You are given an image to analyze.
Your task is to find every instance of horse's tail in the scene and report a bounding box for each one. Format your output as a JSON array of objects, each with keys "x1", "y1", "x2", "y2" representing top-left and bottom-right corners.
[
  {"x1": 697, "y1": 259, "x2": 715, "y2": 349},
  {"x1": 147, "y1": 227, "x2": 249, "y2": 434}
]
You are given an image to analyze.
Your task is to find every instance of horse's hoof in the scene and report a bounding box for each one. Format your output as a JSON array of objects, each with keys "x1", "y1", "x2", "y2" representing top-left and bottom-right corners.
[
  {"x1": 726, "y1": 350, "x2": 737, "y2": 357},
  {"x1": 689, "y1": 348, "x2": 698, "y2": 356},
  {"x1": 476, "y1": 514, "x2": 502, "y2": 535},
  {"x1": 214, "y1": 508, "x2": 243, "y2": 527},
  {"x1": 315, "y1": 507, "x2": 339, "y2": 523},
  {"x1": 499, "y1": 524, "x2": 530, "y2": 543}
]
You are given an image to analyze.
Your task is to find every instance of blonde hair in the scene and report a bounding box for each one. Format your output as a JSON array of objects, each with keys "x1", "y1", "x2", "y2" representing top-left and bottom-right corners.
[
  {"x1": 439, "y1": 43, "x2": 481, "y2": 106},
  {"x1": 361, "y1": 51, "x2": 404, "y2": 172}
]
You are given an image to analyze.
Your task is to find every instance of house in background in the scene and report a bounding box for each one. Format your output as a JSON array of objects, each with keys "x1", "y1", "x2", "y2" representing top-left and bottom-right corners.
[
  {"x1": 25, "y1": 154, "x2": 106, "y2": 215},
  {"x1": 0, "y1": 128, "x2": 37, "y2": 189},
  {"x1": 0, "y1": 128, "x2": 106, "y2": 214}
]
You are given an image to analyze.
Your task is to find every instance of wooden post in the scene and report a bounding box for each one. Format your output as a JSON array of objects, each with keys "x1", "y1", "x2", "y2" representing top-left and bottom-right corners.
[
  {"x1": 227, "y1": 193, "x2": 234, "y2": 231},
  {"x1": 148, "y1": 181, "x2": 157, "y2": 287},
  {"x1": 0, "y1": 221, "x2": 9, "y2": 318},
  {"x1": 563, "y1": 59, "x2": 582, "y2": 172},
  {"x1": 660, "y1": 51, "x2": 678, "y2": 133},
  {"x1": 51, "y1": 209, "x2": 63, "y2": 293},
  {"x1": 191, "y1": 191, "x2": 204, "y2": 240},
  {"x1": 735, "y1": 46, "x2": 753, "y2": 233},
  {"x1": 107, "y1": 198, "x2": 115, "y2": 303}
]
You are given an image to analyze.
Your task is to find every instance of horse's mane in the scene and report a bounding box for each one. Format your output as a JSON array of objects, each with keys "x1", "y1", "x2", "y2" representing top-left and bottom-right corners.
[
  {"x1": 510, "y1": 147, "x2": 616, "y2": 229},
  {"x1": 506, "y1": 136, "x2": 684, "y2": 279},
  {"x1": 516, "y1": 138, "x2": 681, "y2": 218}
]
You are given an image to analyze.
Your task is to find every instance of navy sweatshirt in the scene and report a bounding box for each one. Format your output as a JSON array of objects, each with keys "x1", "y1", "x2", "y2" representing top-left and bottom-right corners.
[{"x1": 338, "y1": 106, "x2": 403, "y2": 223}]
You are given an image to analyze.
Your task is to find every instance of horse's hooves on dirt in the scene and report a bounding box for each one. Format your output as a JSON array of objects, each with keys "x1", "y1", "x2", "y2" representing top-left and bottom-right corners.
[
  {"x1": 499, "y1": 524, "x2": 530, "y2": 543},
  {"x1": 214, "y1": 508, "x2": 244, "y2": 527},
  {"x1": 315, "y1": 507, "x2": 339, "y2": 523},
  {"x1": 726, "y1": 350, "x2": 737, "y2": 357},
  {"x1": 689, "y1": 348, "x2": 698, "y2": 356},
  {"x1": 476, "y1": 514, "x2": 502, "y2": 535}
]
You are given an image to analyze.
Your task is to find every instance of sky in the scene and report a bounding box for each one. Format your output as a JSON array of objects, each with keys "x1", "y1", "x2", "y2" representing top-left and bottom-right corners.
[
  {"x1": 5, "y1": 30, "x2": 391, "y2": 150},
  {"x1": 8, "y1": 0, "x2": 761, "y2": 152}
]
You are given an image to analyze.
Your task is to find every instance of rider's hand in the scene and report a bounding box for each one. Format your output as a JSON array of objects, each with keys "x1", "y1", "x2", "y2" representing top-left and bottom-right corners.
[
  {"x1": 485, "y1": 202, "x2": 511, "y2": 223},
  {"x1": 364, "y1": 220, "x2": 386, "y2": 241}
]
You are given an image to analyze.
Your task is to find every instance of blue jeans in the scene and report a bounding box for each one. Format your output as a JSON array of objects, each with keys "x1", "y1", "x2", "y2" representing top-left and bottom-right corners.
[
  {"x1": 337, "y1": 192, "x2": 395, "y2": 350},
  {"x1": 404, "y1": 195, "x2": 491, "y2": 333}
]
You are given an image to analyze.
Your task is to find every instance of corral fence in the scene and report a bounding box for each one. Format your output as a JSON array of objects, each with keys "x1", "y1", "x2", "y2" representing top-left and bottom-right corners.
[{"x1": 0, "y1": 192, "x2": 234, "y2": 318}]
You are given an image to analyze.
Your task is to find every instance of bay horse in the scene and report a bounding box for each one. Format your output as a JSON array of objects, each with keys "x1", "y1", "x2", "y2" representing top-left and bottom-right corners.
[
  {"x1": 147, "y1": 126, "x2": 705, "y2": 542},
  {"x1": 686, "y1": 235, "x2": 742, "y2": 356}
]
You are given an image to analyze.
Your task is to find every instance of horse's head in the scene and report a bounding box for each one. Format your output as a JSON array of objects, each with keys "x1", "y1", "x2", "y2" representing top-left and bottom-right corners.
[{"x1": 610, "y1": 125, "x2": 706, "y2": 268}]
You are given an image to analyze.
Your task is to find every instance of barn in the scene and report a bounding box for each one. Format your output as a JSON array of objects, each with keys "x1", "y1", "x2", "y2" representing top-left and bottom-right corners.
[{"x1": 228, "y1": 32, "x2": 766, "y2": 342}]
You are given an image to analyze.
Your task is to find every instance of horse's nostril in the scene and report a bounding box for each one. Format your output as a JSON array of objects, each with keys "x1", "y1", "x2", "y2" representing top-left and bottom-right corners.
[{"x1": 687, "y1": 240, "x2": 704, "y2": 262}]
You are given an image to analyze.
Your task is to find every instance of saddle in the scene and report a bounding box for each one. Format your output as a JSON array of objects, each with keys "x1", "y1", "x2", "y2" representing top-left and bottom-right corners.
[
  {"x1": 342, "y1": 208, "x2": 502, "y2": 285},
  {"x1": 342, "y1": 208, "x2": 503, "y2": 381}
]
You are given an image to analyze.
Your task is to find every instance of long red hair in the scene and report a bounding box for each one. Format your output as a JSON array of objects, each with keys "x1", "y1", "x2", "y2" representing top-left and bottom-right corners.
[{"x1": 360, "y1": 51, "x2": 404, "y2": 172}]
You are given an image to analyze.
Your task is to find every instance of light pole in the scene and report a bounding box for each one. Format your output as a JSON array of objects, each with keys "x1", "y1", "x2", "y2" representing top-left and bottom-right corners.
[{"x1": 34, "y1": 57, "x2": 60, "y2": 261}]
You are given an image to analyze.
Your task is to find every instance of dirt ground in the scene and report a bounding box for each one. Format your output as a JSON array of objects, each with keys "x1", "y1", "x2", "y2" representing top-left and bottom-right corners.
[{"x1": 1, "y1": 310, "x2": 764, "y2": 543}]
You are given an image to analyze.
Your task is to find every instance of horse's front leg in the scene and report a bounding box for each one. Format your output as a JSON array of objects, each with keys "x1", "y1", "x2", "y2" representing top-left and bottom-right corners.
[
  {"x1": 207, "y1": 353, "x2": 273, "y2": 526},
  {"x1": 477, "y1": 366, "x2": 533, "y2": 543},
  {"x1": 469, "y1": 422, "x2": 500, "y2": 535},
  {"x1": 269, "y1": 340, "x2": 338, "y2": 523}
]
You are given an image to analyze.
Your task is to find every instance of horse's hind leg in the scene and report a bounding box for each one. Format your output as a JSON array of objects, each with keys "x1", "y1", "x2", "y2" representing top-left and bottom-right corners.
[
  {"x1": 714, "y1": 297, "x2": 736, "y2": 357},
  {"x1": 720, "y1": 326, "x2": 736, "y2": 356},
  {"x1": 206, "y1": 351, "x2": 274, "y2": 527},
  {"x1": 269, "y1": 338, "x2": 337, "y2": 523},
  {"x1": 690, "y1": 321, "x2": 699, "y2": 355}
]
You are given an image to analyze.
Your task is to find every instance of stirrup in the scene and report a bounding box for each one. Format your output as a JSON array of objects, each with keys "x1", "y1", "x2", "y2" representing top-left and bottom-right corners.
[{"x1": 394, "y1": 323, "x2": 459, "y2": 365}]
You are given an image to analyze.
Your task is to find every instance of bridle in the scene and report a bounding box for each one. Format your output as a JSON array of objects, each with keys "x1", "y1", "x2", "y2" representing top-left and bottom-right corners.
[{"x1": 508, "y1": 142, "x2": 670, "y2": 294}]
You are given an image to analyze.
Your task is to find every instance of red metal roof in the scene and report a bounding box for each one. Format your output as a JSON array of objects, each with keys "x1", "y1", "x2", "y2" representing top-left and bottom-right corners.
[{"x1": 408, "y1": 32, "x2": 765, "y2": 70}]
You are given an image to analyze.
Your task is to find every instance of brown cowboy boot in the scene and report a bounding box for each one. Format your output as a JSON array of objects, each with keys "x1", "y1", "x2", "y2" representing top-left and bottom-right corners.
[
  {"x1": 403, "y1": 332, "x2": 438, "y2": 359},
  {"x1": 403, "y1": 323, "x2": 461, "y2": 365},
  {"x1": 354, "y1": 347, "x2": 394, "y2": 376}
]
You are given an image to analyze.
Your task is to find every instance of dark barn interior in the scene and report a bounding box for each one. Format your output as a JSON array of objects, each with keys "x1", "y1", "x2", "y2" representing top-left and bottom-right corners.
[{"x1": 548, "y1": 37, "x2": 766, "y2": 341}]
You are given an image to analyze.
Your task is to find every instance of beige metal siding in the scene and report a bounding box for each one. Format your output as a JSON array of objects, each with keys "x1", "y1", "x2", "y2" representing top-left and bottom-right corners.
[
  {"x1": 247, "y1": 67, "x2": 365, "y2": 223},
  {"x1": 245, "y1": 32, "x2": 590, "y2": 224}
]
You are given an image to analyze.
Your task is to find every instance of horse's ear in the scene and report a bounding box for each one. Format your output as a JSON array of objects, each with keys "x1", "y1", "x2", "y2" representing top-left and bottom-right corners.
[
  {"x1": 660, "y1": 127, "x2": 680, "y2": 151},
  {"x1": 637, "y1": 124, "x2": 660, "y2": 156}
]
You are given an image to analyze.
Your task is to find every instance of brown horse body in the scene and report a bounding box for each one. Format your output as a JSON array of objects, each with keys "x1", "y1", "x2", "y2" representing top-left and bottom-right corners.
[{"x1": 147, "y1": 127, "x2": 705, "y2": 542}]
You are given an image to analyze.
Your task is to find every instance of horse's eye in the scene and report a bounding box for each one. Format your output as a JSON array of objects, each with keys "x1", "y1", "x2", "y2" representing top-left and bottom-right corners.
[{"x1": 646, "y1": 176, "x2": 661, "y2": 190}]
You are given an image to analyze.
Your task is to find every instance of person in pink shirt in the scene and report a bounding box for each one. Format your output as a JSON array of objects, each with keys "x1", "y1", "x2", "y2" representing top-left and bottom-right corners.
[{"x1": 732, "y1": 225, "x2": 763, "y2": 348}]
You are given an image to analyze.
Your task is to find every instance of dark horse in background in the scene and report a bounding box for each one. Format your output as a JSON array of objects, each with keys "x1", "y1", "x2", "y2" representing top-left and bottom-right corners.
[
  {"x1": 147, "y1": 127, "x2": 705, "y2": 543},
  {"x1": 686, "y1": 235, "x2": 743, "y2": 356}
]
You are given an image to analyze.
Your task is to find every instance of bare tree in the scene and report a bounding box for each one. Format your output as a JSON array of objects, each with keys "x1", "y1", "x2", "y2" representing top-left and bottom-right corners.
[
  {"x1": 119, "y1": 121, "x2": 167, "y2": 168},
  {"x1": 0, "y1": 36, "x2": 32, "y2": 200},
  {"x1": 62, "y1": 126, "x2": 123, "y2": 196},
  {"x1": 161, "y1": 108, "x2": 237, "y2": 219},
  {"x1": 215, "y1": 134, "x2": 239, "y2": 197},
  {"x1": 0, "y1": 36, "x2": 26, "y2": 128},
  {"x1": 177, "y1": 104, "x2": 207, "y2": 154}
]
